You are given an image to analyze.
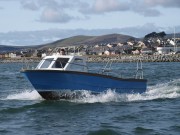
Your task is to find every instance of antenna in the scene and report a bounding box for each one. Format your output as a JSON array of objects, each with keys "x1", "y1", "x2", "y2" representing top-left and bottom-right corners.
[{"x1": 174, "y1": 27, "x2": 176, "y2": 53}]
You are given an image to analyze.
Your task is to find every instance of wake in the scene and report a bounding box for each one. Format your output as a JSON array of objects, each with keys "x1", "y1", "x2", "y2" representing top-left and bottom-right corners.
[
  {"x1": 3, "y1": 79, "x2": 180, "y2": 103},
  {"x1": 5, "y1": 90, "x2": 43, "y2": 100}
]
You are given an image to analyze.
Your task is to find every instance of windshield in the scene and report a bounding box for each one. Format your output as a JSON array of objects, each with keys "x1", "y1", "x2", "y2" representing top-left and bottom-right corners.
[
  {"x1": 52, "y1": 58, "x2": 69, "y2": 68},
  {"x1": 40, "y1": 58, "x2": 54, "y2": 68},
  {"x1": 69, "y1": 58, "x2": 86, "y2": 71}
]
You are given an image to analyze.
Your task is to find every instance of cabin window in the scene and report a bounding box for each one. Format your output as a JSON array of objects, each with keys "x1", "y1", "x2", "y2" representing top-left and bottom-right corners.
[
  {"x1": 69, "y1": 58, "x2": 85, "y2": 71},
  {"x1": 52, "y1": 58, "x2": 69, "y2": 68},
  {"x1": 40, "y1": 58, "x2": 54, "y2": 68}
]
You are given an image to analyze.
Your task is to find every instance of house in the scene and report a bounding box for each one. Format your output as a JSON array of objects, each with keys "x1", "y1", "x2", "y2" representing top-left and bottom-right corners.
[
  {"x1": 0, "y1": 54, "x2": 4, "y2": 58},
  {"x1": 91, "y1": 46, "x2": 106, "y2": 55},
  {"x1": 141, "y1": 48, "x2": 153, "y2": 55},
  {"x1": 16, "y1": 52, "x2": 23, "y2": 58},
  {"x1": 41, "y1": 53, "x2": 47, "y2": 58},
  {"x1": 4, "y1": 53, "x2": 9, "y2": 58},
  {"x1": 132, "y1": 49, "x2": 140, "y2": 55},
  {"x1": 156, "y1": 46, "x2": 180, "y2": 54},
  {"x1": 107, "y1": 43, "x2": 117, "y2": 48},
  {"x1": 104, "y1": 50, "x2": 111, "y2": 55},
  {"x1": 9, "y1": 53, "x2": 17, "y2": 58},
  {"x1": 117, "y1": 43, "x2": 124, "y2": 47},
  {"x1": 134, "y1": 41, "x2": 146, "y2": 48},
  {"x1": 94, "y1": 44, "x2": 99, "y2": 48},
  {"x1": 127, "y1": 41, "x2": 134, "y2": 46}
]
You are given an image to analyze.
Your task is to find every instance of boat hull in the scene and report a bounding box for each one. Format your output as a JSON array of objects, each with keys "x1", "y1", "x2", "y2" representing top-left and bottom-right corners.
[{"x1": 22, "y1": 70, "x2": 147, "y2": 99}]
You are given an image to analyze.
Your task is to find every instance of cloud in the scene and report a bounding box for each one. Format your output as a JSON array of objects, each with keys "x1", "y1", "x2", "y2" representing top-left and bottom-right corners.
[
  {"x1": 21, "y1": 0, "x2": 39, "y2": 11},
  {"x1": 20, "y1": 0, "x2": 180, "y2": 23},
  {"x1": 21, "y1": 0, "x2": 62, "y2": 10},
  {"x1": 93, "y1": 0, "x2": 129, "y2": 13},
  {"x1": 37, "y1": 0, "x2": 76, "y2": 23},
  {"x1": 132, "y1": 0, "x2": 180, "y2": 17},
  {"x1": 80, "y1": 0, "x2": 155, "y2": 17},
  {"x1": 80, "y1": 0, "x2": 180, "y2": 17},
  {"x1": 20, "y1": 0, "x2": 82, "y2": 23},
  {"x1": 133, "y1": 7, "x2": 161, "y2": 17},
  {"x1": 143, "y1": 0, "x2": 180, "y2": 8},
  {"x1": 39, "y1": 8, "x2": 74, "y2": 23},
  {"x1": 80, "y1": 0, "x2": 130, "y2": 14}
]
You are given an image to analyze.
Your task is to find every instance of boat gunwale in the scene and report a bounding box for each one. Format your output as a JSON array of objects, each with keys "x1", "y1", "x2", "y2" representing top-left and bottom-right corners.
[{"x1": 21, "y1": 69, "x2": 147, "y2": 82}]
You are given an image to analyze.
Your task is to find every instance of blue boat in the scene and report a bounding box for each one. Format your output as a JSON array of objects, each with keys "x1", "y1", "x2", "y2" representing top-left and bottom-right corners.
[{"x1": 21, "y1": 51, "x2": 147, "y2": 100}]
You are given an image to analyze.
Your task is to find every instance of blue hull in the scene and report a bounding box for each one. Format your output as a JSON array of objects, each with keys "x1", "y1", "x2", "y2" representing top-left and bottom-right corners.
[{"x1": 22, "y1": 70, "x2": 147, "y2": 99}]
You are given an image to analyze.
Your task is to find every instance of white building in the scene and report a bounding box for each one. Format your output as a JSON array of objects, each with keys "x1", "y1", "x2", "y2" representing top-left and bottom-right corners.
[
  {"x1": 41, "y1": 53, "x2": 47, "y2": 58},
  {"x1": 9, "y1": 53, "x2": 16, "y2": 58},
  {"x1": 141, "y1": 48, "x2": 153, "y2": 54},
  {"x1": 156, "y1": 46, "x2": 180, "y2": 54}
]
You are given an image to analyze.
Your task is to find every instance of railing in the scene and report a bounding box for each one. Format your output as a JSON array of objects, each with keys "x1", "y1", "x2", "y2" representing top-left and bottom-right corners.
[
  {"x1": 97, "y1": 58, "x2": 144, "y2": 79},
  {"x1": 135, "y1": 59, "x2": 144, "y2": 79},
  {"x1": 99, "y1": 60, "x2": 113, "y2": 75},
  {"x1": 21, "y1": 57, "x2": 37, "y2": 71}
]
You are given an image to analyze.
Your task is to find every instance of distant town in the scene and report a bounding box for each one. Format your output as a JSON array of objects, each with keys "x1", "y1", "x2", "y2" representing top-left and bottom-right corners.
[{"x1": 0, "y1": 32, "x2": 180, "y2": 60}]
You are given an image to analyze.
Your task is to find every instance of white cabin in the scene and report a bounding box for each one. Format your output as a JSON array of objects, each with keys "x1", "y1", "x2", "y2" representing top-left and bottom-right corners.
[{"x1": 35, "y1": 54, "x2": 88, "y2": 72}]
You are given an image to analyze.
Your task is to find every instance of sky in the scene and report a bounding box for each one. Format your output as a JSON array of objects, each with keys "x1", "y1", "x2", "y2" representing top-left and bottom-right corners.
[{"x1": 0, "y1": 0, "x2": 180, "y2": 46}]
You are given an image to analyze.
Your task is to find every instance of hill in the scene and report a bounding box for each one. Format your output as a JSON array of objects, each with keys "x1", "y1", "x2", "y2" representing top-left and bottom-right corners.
[
  {"x1": 0, "y1": 45, "x2": 24, "y2": 53},
  {"x1": 40, "y1": 33, "x2": 136, "y2": 49},
  {"x1": 41, "y1": 35, "x2": 95, "y2": 49},
  {"x1": 0, "y1": 45, "x2": 42, "y2": 53},
  {"x1": 0, "y1": 33, "x2": 137, "y2": 52}
]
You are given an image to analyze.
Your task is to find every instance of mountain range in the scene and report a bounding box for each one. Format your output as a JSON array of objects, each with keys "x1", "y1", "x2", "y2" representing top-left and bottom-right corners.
[
  {"x1": 0, "y1": 33, "x2": 135, "y2": 52},
  {"x1": 0, "y1": 33, "x2": 179, "y2": 53}
]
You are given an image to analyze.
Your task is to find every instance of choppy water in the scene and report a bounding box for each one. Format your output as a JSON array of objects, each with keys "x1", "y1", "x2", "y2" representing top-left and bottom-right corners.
[{"x1": 0, "y1": 62, "x2": 180, "y2": 135}]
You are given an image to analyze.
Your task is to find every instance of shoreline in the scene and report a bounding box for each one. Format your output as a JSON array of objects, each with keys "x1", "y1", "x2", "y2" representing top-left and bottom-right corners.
[
  {"x1": 87, "y1": 54, "x2": 180, "y2": 62},
  {"x1": 0, "y1": 54, "x2": 180, "y2": 63}
]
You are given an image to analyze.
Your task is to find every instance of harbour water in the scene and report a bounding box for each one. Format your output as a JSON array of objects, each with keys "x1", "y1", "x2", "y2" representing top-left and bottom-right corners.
[{"x1": 0, "y1": 62, "x2": 180, "y2": 135}]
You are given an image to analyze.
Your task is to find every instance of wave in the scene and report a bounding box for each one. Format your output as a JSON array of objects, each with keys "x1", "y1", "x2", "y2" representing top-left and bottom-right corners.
[
  {"x1": 3, "y1": 79, "x2": 180, "y2": 103},
  {"x1": 5, "y1": 90, "x2": 43, "y2": 100},
  {"x1": 0, "y1": 71, "x2": 19, "y2": 76},
  {"x1": 71, "y1": 79, "x2": 180, "y2": 103}
]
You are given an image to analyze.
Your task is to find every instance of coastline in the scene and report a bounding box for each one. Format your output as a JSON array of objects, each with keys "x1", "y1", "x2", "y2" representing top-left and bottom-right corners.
[
  {"x1": 87, "y1": 54, "x2": 180, "y2": 62},
  {"x1": 0, "y1": 54, "x2": 180, "y2": 63}
]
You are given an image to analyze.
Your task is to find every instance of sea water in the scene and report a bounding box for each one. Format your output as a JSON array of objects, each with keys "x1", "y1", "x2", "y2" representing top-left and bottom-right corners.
[{"x1": 0, "y1": 62, "x2": 180, "y2": 135}]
